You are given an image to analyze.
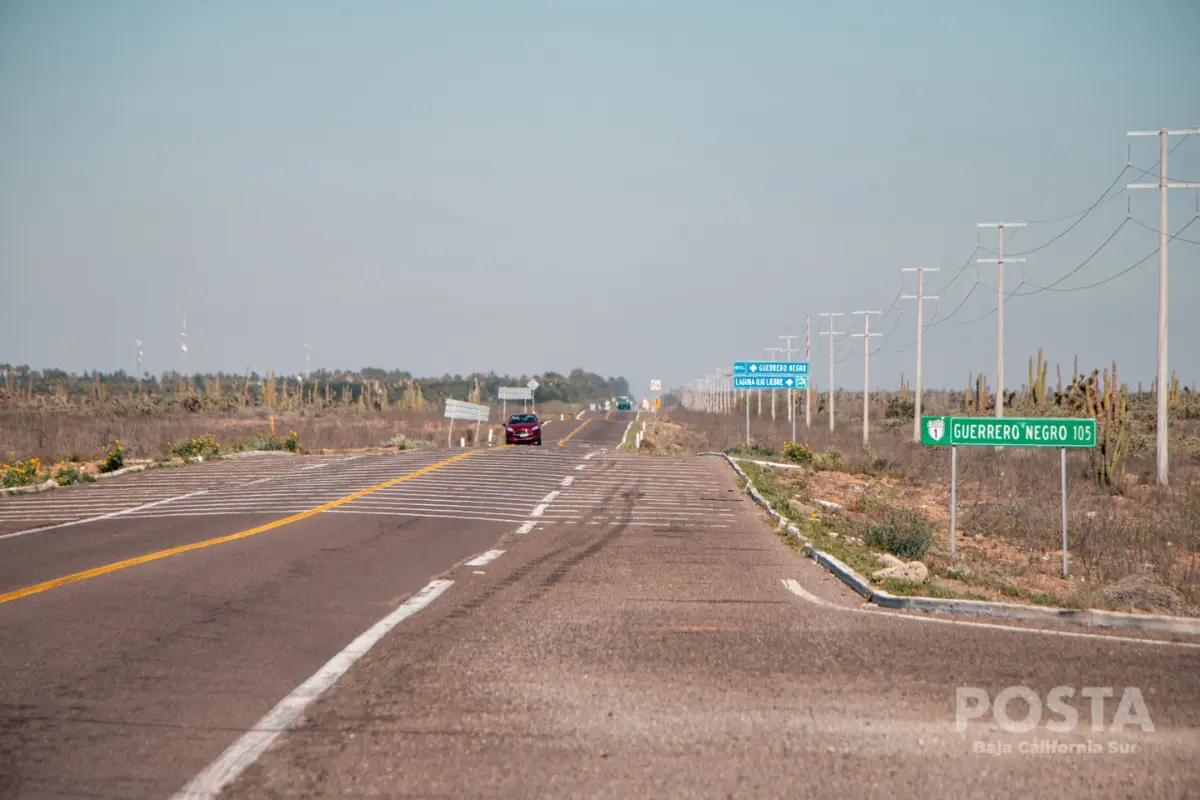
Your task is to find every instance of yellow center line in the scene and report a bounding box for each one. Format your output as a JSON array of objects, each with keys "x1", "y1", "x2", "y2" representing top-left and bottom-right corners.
[
  {"x1": 556, "y1": 419, "x2": 591, "y2": 447},
  {"x1": 604, "y1": 410, "x2": 612, "y2": 420},
  {"x1": 0, "y1": 448, "x2": 495, "y2": 606}
]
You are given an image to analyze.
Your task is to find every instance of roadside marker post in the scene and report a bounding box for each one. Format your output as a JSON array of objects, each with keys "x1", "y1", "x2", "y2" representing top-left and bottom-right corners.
[{"x1": 921, "y1": 416, "x2": 1097, "y2": 575}]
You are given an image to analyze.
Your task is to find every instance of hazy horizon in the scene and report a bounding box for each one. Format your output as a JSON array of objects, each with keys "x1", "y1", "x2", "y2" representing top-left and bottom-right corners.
[{"x1": 2, "y1": 0, "x2": 1198, "y2": 398}]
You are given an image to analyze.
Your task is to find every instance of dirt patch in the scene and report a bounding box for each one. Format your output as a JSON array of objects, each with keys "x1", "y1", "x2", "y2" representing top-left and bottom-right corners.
[
  {"x1": 728, "y1": 452, "x2": 1199, "y2": 615},
  {"x1": 636, "y1": 417, "x2": 706, "y2": 456}
]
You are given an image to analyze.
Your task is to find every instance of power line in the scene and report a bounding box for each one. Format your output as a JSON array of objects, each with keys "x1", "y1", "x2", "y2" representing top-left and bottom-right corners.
[
  {"x1": 927, "y1": 281, "x2": 982, "y2": 328},
  {"x1": 974, "y1": 135, "x2": 1195, "y2": 258},
  {"x1": 1014, "y1": 135, "x2": 1194, "y2": 225},
  {"x1": 1011, "y1": 218, "x2": 1131, "y2": 295},
  {"x1": 1128, "y1": 216, "x2": 1200, "y2": 245},
  {"x1": 870, "y1": 307, "x2": 904, "y2": 355},
  {"x1": 923, "y1": 216, "x2": 1199, "y2": 330},
  {"x1": 926, "y1": 246, "x2": 980, "y2": 296},
  {"x1": 1019, "y1": 216, "x2": 1199, "y2": 295}
]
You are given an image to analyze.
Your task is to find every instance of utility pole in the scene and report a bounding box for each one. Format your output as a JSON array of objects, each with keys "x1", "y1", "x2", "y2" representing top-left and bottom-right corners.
[
  {"x1": 804, "y1": 313, "x2": 812, "y2": 430},
  {"x1": 780, "y1": 334, "x2": 798, "y2": 443},
  {"x1": 977, "y1": 222, "x2": 1027, "y2": 419},
  {"x1": 765, "y1": 347, "x2": 781, "y2": 420},
  {"x1": 817, "y1": 313, "x2": 845, "y2": 432},
  {"x1": 852, "y1": 311, "x2": 882, "y2": 447},
  {"x1": 134, "y1": 340, "x2": 143, "y2": 379},
  {"x1": 305, "y1": 344, "x2": 312, "y2": 380},
  {"x1": 902, "y1": 267, "x2": 939, "y2": 443},
  {"x1": 1127, "y1": 126, "x2": 1200, "y2": 486},
  {"x1": 180, "y1": 315, "x2": 189, "y2": 391}
]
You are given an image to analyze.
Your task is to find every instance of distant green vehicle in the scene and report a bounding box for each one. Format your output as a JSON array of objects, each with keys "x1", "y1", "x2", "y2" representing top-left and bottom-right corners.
[{"x1": 616, "y1": 396, "x2": 632, "y2": 411}]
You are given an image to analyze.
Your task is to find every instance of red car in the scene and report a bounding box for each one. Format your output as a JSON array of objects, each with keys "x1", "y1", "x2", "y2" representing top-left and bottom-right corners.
[{"x1": 504, "y1": 413, "x2": 542, "y2": 445}]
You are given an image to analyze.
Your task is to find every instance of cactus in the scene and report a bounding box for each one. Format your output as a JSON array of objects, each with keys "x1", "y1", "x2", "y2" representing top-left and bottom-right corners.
[
  {"x1": 1170, "y1": 370, "x2": 1180, "y2": 406},
  {"x1": 1028, "y1": 348, "x2": 1048, "y2": 408},
  {"x1": 1084, "y1": 360, "x2": 1128, "y2": 490},
  {"x1": 975, "y1": 373, "x2": 988, "y2": 413}
]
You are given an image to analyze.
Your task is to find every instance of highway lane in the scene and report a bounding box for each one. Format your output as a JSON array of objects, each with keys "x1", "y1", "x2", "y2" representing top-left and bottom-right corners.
[
  {"x1": 0, "y1": 453, "x2": 354, "y2": 537},
  {"x1": 13, "y1": 408, "x2": 1190, "y2": 797},
  {"x1": 217, "y1": 436, "x2": 1199, "y2": 798},
  {"x1": 0, "y1": 411, "x2": 626, "y2": 798}
]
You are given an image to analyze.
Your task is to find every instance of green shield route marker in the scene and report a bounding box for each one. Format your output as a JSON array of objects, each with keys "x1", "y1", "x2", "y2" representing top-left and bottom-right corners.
[
  {"x1": 921, "y1": 416, "x2": 1096, "y2": 449},
  {"x1": 920, "y1": 415, "x2": 1097, "y2": 575}
]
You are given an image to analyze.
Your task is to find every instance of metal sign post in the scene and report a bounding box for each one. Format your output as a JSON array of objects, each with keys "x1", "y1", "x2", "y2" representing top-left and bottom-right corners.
[
  {"x1": 733, "y1": 361, "x2": 810, "y2": 442},
  {"x1": 444, "y1": 399, "x2": 490, "y2": 448},
  {"x1": 921, "y1": 416, "x2": 1097, "y2": 574},
  {"x1": 499, "y1": 386, "x2": 534, "y2": 420},
  {"x1": 527, "y1": 379, "x2": 539, "y2": 414},
  {"x1": 746, "y1": 394, "x2": 751, "y2": 445}
]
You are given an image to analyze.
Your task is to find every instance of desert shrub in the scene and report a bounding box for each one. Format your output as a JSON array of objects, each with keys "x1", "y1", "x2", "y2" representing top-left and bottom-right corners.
[
  {"x1": 170, "y1": 434, "x2": 219, "y2": 459},
  {"x1": 100, "y1": 440, "x2": 124, "y2": 473},
  {"x1": 725, "y1": 443, "x2": 778, "y2": 459},
  {"x1": 384, "y1": 434, "x2": 434, "y2": 450},
  {"x1": 813, "y1": 449, "x2": 842, "y2": 470},
  {"x1": 782, "y1": 441, "x2": 814, "y2": 464},
  {"x1": 1, "y1": 455, "x2": 42, "y2": 487},
  {"x1": 863, "y1": 507, "x2": 935, "y2": 560},
  {"x1": 229, "y1": 432, "x2": 298, "y2": 453},
  {"x1": 52, "y1": 463, "x2": 91, "y2": 485}
]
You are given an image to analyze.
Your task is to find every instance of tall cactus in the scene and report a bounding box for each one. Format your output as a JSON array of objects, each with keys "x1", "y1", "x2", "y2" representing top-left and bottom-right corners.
[
  {"x1": 1170, "y1": 369, "x2": 1180, "y2": 406},
  {"x1": 1084, "y1": 360, "x2": 1128, "y2": 489},
  {"x1": 1028, "y1": 348, "x2": 1048, "y2": 408}
]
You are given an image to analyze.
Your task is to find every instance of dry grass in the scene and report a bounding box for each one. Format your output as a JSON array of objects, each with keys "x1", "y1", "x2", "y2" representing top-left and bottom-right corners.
[
  {"x1": 668, "y1": 407, "x2": 1200, "y2": 615},
  {"x1": 0, "y1": 400, "x2": 584, "y2": 463}
]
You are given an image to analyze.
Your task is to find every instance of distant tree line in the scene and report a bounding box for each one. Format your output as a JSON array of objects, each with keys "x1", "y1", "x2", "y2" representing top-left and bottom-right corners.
[{"x1": 0, "y1": 365, "x2": 629, "y2": 413}]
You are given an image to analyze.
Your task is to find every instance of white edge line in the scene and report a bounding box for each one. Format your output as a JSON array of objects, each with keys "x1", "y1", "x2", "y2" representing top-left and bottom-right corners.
[
  {"x1": 560, "y1": 476, "x2": 575, "y2": 487},
  {"x1": 170, "y1": 578, "x2": 454, "y2": 800},
  {"x1": 540, "y1": 490, "x2": 560, "y2": 503},
  {"x1": 619, "y1": 418, "x2": 635, "y2": 449},
  {"x1": 464, "y1": 549, "x2": 505, "y2": 567},
  {"x1": 241, "y1": 477, "x2": 275, "y2": 487},
  {"x1": 530, "y1": 503, "x2": 548, "y2": 517},
  {"x1": 0, "y1": 490, "x2": 210, "y2": 541},
  {"x1": 516, "y1": 521, "x2": 535, "y2": 534},
  {"x1": 574, "y1": 465, "x2": 586, "y2": 471},
  {"x1": 779, "y1": 579, "x2": 1200, "y2": 650}
]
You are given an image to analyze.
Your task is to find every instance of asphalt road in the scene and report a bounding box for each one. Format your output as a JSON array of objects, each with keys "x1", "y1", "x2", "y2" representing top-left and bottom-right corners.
[{"x1": 2, "y1": 410, "x2": 1197, "y2": 798}]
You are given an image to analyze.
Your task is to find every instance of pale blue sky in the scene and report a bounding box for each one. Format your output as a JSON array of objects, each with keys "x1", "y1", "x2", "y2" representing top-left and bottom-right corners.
[{"x1": 1, "y1": 0, "x2": 1198, "y2": 395}]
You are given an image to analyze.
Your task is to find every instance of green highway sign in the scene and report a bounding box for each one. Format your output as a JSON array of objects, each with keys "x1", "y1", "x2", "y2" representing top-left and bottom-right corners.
[{"x1": 920, "y1": 416, "x2": 1097, "y2": 448}]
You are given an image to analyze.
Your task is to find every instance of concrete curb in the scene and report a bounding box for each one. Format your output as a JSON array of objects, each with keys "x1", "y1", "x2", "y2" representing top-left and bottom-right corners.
[
  {"x1": 94, "y1": 465, "x2": 147, "y2": 480},
  {"x1": 0, "y1": 478, "x2": 60, "y2": 496},
  {"x1": 727, "y1": 456, "x2": 808, "y2": 470},
  {"x1": 700, "y1": 451, "x2": 1200, "y2": 635}
]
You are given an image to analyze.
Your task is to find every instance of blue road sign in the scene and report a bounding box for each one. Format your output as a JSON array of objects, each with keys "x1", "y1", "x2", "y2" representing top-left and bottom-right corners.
[
  {"x1": 733, "y1": 375, "x2": 809, "y2": 389},
  {"x1": 733, "y1": 361, "x2": 809, "y2": 376}
]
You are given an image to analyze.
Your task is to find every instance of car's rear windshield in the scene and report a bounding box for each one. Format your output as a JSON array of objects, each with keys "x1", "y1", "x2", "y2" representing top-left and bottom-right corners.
[{"x1": 509, "y1": 414, "x2": 537, "y2": 423}]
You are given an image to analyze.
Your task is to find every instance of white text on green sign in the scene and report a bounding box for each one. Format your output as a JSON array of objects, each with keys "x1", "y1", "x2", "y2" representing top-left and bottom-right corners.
[{"x1": 921, "y1": 416, "x2": 1097, "y2": 448}]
